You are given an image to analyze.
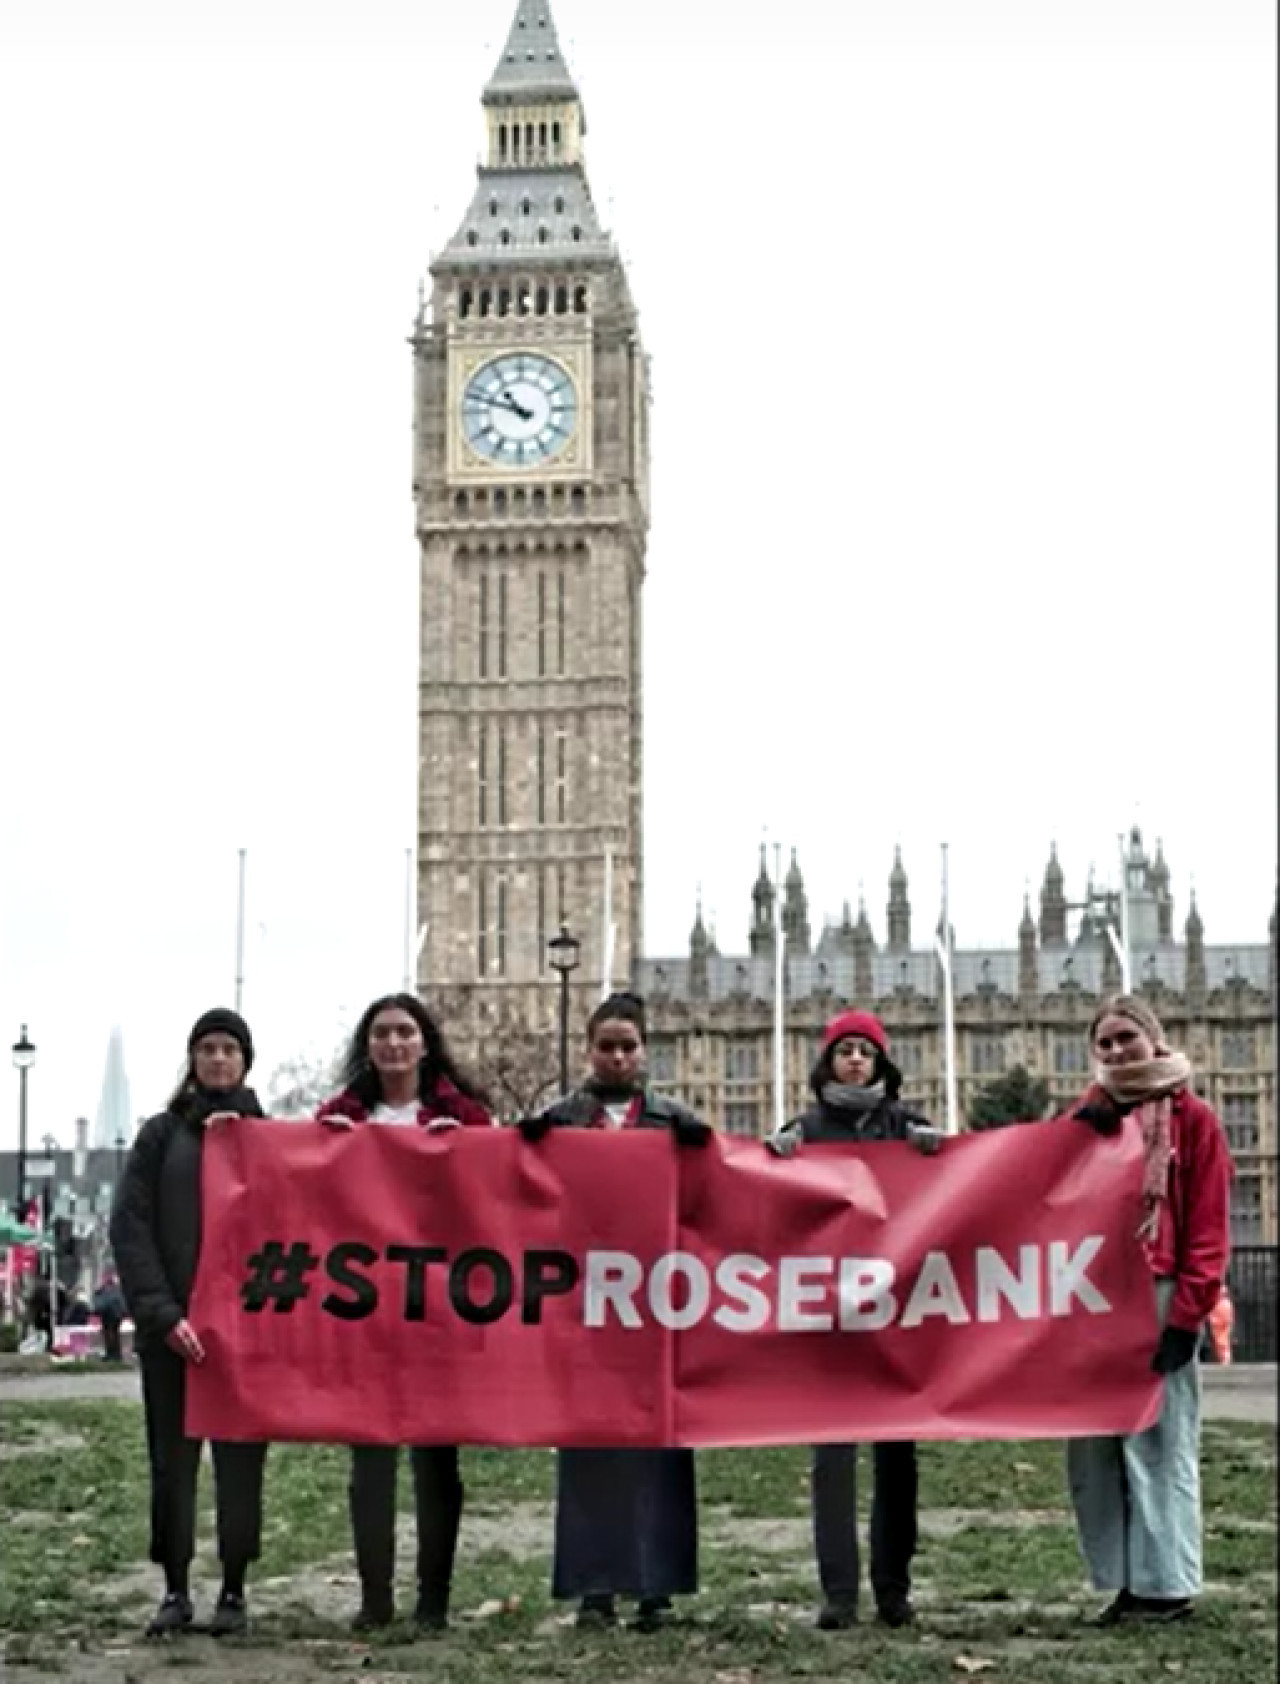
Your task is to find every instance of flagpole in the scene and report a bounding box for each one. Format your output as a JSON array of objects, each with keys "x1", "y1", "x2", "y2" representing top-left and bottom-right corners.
[
  {"x1": 772, "y1": 841, "x2": 786, "y2": 1134},
  {"x1": 936, "y1": 843, "x2": 960, "y2": 1136},
  {"x1": 1115, "y1": 832, "x2": 1132, "y2": 993},
  {"x1": 234, "y1": 849, "x2": 247, "y2": 1013}
]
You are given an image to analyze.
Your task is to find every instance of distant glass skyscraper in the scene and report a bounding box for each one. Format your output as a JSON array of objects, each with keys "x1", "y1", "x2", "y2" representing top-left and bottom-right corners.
[{"x1": 93, "y1": 1027, "x2": 133, "y2": 1151}]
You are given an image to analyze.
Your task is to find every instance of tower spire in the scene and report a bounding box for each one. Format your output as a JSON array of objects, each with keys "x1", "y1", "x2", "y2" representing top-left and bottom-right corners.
[{"x1": 485, "y1": 1, "x2": 579, "y2": 106}]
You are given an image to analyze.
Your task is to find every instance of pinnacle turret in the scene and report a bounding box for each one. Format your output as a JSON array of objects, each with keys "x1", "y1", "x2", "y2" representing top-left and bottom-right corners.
[{"x1": 484, "y1": 1, "x2": 579, "y2": 107}]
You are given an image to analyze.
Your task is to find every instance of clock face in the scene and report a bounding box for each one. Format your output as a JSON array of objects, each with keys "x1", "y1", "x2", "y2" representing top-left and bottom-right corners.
[{"x1": 461, "y1": 353, "x2": 578, "y2": 467}]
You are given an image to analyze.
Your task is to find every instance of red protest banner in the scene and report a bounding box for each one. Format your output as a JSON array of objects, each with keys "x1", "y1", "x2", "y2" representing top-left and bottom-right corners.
[{"x1": 185, "y1": 1119, "x2": 1162, "y2": 1447}]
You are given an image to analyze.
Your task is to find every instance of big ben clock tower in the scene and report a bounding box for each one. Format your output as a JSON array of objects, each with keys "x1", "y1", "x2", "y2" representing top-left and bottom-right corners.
[{"x1": 412, "y1": 1, "x2": 649, "y2": 1071}]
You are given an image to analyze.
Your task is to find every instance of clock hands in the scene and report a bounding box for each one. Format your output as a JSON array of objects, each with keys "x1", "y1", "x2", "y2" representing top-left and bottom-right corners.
[{"x1": 471, "y1": 387, "x2": 535, "y2": 422}]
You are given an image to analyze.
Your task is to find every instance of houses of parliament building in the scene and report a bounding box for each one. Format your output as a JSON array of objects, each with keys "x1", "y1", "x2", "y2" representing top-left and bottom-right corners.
[{"x1": 412, "y1": 4, "x2": 1276, "y2": 1247}]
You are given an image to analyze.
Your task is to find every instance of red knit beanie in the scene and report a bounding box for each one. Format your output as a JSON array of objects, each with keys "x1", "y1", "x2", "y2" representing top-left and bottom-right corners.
[{"x1": 820, "y1": 1010, "x2": 890, "y2": 1057}]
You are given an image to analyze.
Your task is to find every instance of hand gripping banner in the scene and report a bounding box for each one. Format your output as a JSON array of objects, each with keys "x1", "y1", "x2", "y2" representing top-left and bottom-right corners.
[{"x1": 185, "y1": 1120, "x2": 1162, "y2": 1446}]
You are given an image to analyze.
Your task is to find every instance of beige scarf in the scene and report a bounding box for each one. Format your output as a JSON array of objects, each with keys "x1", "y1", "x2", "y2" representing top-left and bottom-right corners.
[{"x1": 1097, "y1": 1053, "x2": 1192, "y2": 1242}]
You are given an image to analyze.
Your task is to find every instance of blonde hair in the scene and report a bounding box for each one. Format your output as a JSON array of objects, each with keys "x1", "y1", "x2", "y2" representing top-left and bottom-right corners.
[{"x1": 1088, "y1": 993, "x2": 1167, "y2": 1052}]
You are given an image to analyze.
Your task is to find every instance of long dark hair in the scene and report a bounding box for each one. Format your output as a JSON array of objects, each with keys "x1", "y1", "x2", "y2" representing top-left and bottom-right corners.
[{"x1": 339, "y1": 993, "x2": 489, "y2": 1110}]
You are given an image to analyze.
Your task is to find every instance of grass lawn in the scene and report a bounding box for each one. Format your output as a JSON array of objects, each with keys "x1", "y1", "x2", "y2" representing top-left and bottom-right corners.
[{"x1": 0, "y1": 1400, "x2": 1274, "y2": 1682}]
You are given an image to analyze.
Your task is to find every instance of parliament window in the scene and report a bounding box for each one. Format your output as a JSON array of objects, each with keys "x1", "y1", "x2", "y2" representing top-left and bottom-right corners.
[
  {"x1": 1222, "y1": 1094, "x2": 1259, "y2": 1155},
  {"x1": 724, "y1": 1103, "x2": 759, "y2": 1137},
  {"x1": 1221, "y1": 1030, "x2": 1256, "y2": 1069},
  {"x1": 970, "y1": 1037, "x2": 1006, "y2": 1076},
  {"x1": 724, "y1": 1040, "x2": 759, "y2": 1081},
  {"x1": 648, "y1": 1041, "x2": 677, "y2": 1085},
  {"x1": 1054, "y1": 1037, "x2": 1089, "y2": 1075}
]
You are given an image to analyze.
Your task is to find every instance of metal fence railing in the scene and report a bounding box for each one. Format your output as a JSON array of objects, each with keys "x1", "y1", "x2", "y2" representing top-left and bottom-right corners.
[{"x1": 1227, "y1": 1246, "x2": 1277, "y2": 1363}]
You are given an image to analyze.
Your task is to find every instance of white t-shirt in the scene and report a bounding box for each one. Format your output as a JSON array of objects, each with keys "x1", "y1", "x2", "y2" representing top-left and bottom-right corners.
[
  {"x1": 371, "y1": 1101, "x2": 420, "y2": 1127},
  {"x1": 602, "y1": 1100, "x2": 632, "y2": 1129}
]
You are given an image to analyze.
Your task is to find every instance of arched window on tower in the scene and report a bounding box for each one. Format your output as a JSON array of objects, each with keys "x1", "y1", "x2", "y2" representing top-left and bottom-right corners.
[
  {"x1": 535, "y1": 283, "x2": 549, "y2": 312},
  {"x1": 525, "y1": 122, "x2": 535, "y2": 151},
  {"x1": 478, "y1": 289, "x2": 492, "y2": 317},
  {"x1": 517, "y1": 281, "x2": 532, "y2": 315},
  {"x1": 498, "y1": 287, "x2": 511, "y2": 316},
  {"x1": 538, "y1": 122, "x2": 547, "y2": 154},
  {"x1": 571, "y1": 225, "x2": 583, "y2": 243},
  {"x1": 498, "y1": 123, "x2": 508, "y2": 162},
  {"x1": 499, "y1": 229, "x2": 511, "y2": 247},
  {"x1": 552, "y1": 120, "x2": 562, "y2": 154},
  {"x1": 537, "y1": 227, "x2": 549, "y2": 246},
  {"x1": 489, "y1": 197, "x2": 499, "y2": 217},
  {"x1": 573, "y1": 284, "x2": 588, "y2": 313},
  {"x1": 521, "y1": 197, "x2": 531, "y2": 216},
  {"x1": 554, "y1": 284, "x2": 568, "y2": 315},
  {"x1": 465, "y1": 230, "x2": 478, "y2": 248},
  {"x1": 459, "y1": 287, "x2": 473, "y2": 317}
]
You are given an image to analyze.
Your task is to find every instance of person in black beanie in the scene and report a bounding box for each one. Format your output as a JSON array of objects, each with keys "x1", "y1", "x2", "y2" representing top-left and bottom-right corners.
[
  {"x1": 519, "y1": 991, "x2": 710, "y2": 1632},
  {"x1": 110, "y1": 1007, "x2": 269, "y2": 1639}
]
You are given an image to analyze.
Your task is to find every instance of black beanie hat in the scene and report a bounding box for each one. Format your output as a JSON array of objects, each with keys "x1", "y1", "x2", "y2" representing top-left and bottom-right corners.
[{"x1": 187, "y1": 1007, "x2": 254, "y2": 1071}]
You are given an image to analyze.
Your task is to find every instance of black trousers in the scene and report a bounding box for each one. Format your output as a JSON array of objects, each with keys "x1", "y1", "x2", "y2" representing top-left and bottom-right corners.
[
  {"x1": 348, "y1": 1446, "x2": 463, "y2": 1608},
  {"x1": 139, "y1": 1346, "x2": 268, "y2": 1575},
  {"x1": 811, "y1": 1441, "x2": 918, "y2": 1607},
  {"x1": 100, "y1": 1313, "x2": 123, "y2": 1362}
]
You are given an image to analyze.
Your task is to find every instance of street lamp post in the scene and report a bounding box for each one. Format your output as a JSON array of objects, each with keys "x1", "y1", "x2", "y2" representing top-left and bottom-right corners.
[
  {"x1": 11, "y1": 1026, "x2": 35, "y2": 1221},
  {"x1": 547, "y1": 926, "x2": 581, "y2": 1097}
]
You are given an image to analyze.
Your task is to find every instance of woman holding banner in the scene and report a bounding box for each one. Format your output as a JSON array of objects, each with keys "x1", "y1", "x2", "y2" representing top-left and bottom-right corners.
[
  {"x1": 317, "y1": 993, "x2": 493, "y2": 1632},
  {"x1": 110, "y1": 1008, "x2": 269, "y2": 1640},
  {"x1": 518, "y1": 990, "x2": 711, "y2": 1631},
  {"x1": 1066, "y1": 994, "x2": 1232, "y2": 1626},
  {"x1": 766, "y1": 1009, "x2": 943, "y2": 1631}
]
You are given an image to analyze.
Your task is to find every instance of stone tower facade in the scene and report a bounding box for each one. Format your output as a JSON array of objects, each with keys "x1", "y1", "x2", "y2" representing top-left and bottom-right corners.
[{"x1": 411, "y1": 2, "x2": 648, "y2": 1076}]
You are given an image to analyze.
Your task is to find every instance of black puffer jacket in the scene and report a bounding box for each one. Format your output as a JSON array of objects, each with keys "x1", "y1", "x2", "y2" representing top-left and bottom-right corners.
[
  {"x1": 789, "y1": 1093, "x2": 931, "y2": 1145},
  {"x1": 109, "y1": 1085, "x2": 263, "y2": 1347}
]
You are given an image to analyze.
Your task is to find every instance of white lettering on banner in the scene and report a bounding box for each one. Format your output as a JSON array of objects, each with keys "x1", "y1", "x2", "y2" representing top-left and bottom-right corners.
[
  {"x1": 583, "y1": 1250, "x2": 643, "y2": 1328},
  {"x1": 778, "y1": 1257, "x2": 835, "y2": 1332},
  {"x1": 975, "y1": 1244, "x2": 1041, "y2": 1322},
  {"x1": 1049, "y1": 1237, "x2": 1110, "y2": 1315},
  {"x1": 649, "y1": 1253, "x2": 711, "y2": 1330},
  {"x1": 900, "y1": 1251, "x2": 972, "y2": 1329},
  {"x1": 837, "y1": 1258, "x2": 898, "y2": 1330},
  {"x1": 714, "y1": 1255, "x2": 772, "y2": 1332},
  {"x1": 580, "y1": 1240, "x2": 1111, "y2": 1331}
]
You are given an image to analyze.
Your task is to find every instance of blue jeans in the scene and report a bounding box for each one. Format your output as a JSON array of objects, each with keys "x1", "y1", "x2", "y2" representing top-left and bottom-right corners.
[{"x1": 1066, "y1": 1281, "x2": 1202, "y2": 1599}]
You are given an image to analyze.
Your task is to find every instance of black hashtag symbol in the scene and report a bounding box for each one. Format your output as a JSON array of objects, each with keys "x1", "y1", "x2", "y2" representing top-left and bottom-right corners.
[{"x1": 241, "y1": 1241, "x2": 320, "y2": 1313}]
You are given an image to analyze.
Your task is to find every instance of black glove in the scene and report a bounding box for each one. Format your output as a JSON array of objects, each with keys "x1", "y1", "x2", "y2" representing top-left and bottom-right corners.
[
  {"x1": 1075, "y1": 1100, "x2": 1123, "y2": 1137},
  {"x1": 517, "y1": 1114, "x2": 554, "y2": 1143},
  {"x1": 1151, "y1": 1325, "x2": 1199, "y2": 1375},
  {"x1": 670, "y1": 1115, "x2": 712, "y2": 1149}
]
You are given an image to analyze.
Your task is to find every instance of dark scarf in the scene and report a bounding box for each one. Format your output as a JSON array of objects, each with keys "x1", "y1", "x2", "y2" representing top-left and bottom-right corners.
[
  {"x1": 174, "y1": 1083, "x2": 264, "y2": 1128},
  {"x1": 584, "y1": 1075, "x2": 644, "y2": 1105},
  {"x1": 821, "y1": 1081, "x2": 887, "y2": 1113}
]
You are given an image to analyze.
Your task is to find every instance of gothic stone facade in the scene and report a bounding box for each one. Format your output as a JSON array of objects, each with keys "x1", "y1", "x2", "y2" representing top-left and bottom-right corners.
[
  {"x1": 412, "y1": 1, "x2": 647, "y2": 1065},
  {"x1": 638, "y1": 833, "x2": 1278, "y2": 1248}
]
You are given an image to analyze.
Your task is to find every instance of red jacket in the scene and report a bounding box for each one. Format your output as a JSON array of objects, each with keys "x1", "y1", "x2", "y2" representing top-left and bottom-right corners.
[
  {"x1": 316, "y1": 1077, "x2": 493, "y2": 1131},
  {"x1": 1072, "y1": 1084, "x2": 1232, "y2": 1332}
]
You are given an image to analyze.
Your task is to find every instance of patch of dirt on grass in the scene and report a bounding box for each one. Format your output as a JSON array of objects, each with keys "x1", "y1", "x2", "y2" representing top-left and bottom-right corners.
[
  {"x1": 0, "y1": 1423, "x2": 87, "y2": 1459},
  {"x1": 922, "y1": 1507, "x2": 1066, "y2": 1537},
  {"x1": 703, "y1": 1514, "x2": 808, "y2": 1553}
]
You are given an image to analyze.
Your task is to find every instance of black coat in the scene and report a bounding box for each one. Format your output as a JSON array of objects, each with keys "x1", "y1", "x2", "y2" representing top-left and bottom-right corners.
[
  {"x1": 109, "y1": 1085, "x2": 263, "y2": 1348},
  {"x1": 539, "y1": 1086, "x2": 702, "y2": 1133},
  {"x1": 790, "y1": 1092, "x2": 929, "y2": 1145}
]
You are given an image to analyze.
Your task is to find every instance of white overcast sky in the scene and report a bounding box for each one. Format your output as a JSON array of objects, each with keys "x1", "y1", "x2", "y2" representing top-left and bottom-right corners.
[{"x1": 0, "y1": 0, "x2": 1274, "y2": 1144}]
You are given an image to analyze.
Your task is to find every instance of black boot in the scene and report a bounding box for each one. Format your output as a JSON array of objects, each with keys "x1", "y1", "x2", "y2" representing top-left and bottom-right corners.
[
  {"x1": 576, "y1": 1593, "x2": 617, "y2": 1629},
  {"x1": 210, "y1": 1591, "x2": 248, "y2": 1637},
  {"x1": 352, "y1": 1588, "x2": 396, "y2": 1632},
  {"x1": 145, "y1": 1592, "x2": 193, "y2": 1638}
]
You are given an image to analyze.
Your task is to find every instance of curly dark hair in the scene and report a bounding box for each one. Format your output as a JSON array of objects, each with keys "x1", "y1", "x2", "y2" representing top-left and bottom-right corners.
[
  {"x1": 587, "y1": 991, "x2": 647, "y2": 1043},
  {"x1": 338, "y1": 994, "x2": 490, "y2": 1110}
]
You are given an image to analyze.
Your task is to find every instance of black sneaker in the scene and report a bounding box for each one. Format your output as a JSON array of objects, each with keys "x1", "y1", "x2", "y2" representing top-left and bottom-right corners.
[
  {"x1": 1130, "y1": 1596, "x2": 1193, "y2": 1623},
  {"x1": 635, "y1": 1596, "x2": 670, "y2": 1633},
  {"x1": 816, "y1": 1599, "x2": 858, "y2": 1630},
  {"x1": 576, "y1": 1594, "x2": 617, "y2": 1629},
  {"x1": 351, "y1": 1594, "x2": 396, "y2": 1632},
  {"x1": 1093, "y1": 1589, "x2": 1137, "y2": 1626},
  {"x1": 210, "y1": 1592, "x2": 248, "y2": 1638},
  {"x1": 145, "y1": 1592, "x2": 193, "y2": 1638},
  {"x1": 876, "y1": 1592, "x2": 915, "y2": 1628}
]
